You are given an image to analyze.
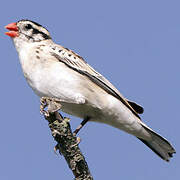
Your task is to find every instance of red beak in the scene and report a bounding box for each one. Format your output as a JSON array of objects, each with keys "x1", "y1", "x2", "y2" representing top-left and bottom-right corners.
[{"x1": 5, "y1": 22, "x2": 19, "y2": 37}]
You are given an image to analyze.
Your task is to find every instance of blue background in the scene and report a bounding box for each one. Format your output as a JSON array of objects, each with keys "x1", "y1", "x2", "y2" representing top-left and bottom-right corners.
[{"x1": 0, "y1": 0, "x2": 179, "y2": 179}]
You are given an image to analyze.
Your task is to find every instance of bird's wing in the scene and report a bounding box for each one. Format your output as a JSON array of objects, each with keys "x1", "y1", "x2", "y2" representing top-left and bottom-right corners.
[{"x1": 50, "y1": 44, "x2": 143, "y2": 118}]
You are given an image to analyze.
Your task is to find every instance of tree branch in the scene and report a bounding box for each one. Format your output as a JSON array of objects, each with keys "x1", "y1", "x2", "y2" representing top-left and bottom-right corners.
[{"x1": 44, "y1": 111, "x2": 93, "y2": 180}]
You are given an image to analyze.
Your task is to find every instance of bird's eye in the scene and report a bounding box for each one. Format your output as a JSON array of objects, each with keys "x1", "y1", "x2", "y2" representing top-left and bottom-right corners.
[{"x1": 25, "y1": 24, "x2": 32, "y2": 30}]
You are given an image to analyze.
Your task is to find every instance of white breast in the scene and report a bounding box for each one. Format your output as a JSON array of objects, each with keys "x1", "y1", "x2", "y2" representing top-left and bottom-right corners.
[{"x1": 16, "y1": 41, "x2": 146, "y2": 139}]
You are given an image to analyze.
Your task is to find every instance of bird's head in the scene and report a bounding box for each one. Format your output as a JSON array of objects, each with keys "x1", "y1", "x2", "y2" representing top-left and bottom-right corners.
[{"x1": 5, "y1": 20, "x2": 51, "y2": 43}]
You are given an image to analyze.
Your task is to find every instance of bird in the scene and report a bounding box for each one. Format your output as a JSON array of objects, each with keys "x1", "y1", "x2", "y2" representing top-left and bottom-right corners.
[{"x1": 5, "y1": 19, "x2": 175, "y2": 162}]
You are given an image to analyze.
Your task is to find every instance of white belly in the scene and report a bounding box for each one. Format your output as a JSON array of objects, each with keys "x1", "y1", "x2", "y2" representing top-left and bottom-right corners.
[
  {"x1": 21, "y1": 56, "x2": 108, "y2": 118},
  {"x1": 19, "y1": 48, "x2": 148, "y2": 139}
]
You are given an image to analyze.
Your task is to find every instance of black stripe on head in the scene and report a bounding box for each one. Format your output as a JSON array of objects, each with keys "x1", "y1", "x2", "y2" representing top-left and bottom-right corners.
[
  {"x1": 18, "y1": 19, "x2": 50, "y2": 32},
  {"x1": 27, "y1": 20, "x2": 42, "y2": 27},
  {"x1": 19, "y1": 19, "x2": 43, "y2": 27},
  {"x1": 32, "y1": 28, "x2": 51, "y2": 40},
  {"x1": 18, "y1": 19, "x2": 51, "y2": 40}
]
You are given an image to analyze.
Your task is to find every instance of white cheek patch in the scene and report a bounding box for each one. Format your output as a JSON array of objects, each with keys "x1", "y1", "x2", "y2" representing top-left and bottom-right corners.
[{"x1": 33, "y1": 33, "x2": 44, "y2": 41}]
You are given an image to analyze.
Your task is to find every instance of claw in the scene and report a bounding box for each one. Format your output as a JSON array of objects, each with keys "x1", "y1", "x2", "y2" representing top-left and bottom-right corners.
[
  {"x1": 71, "y1": 137, "x2": 81, "y2": 148},
  {"x1": 54, "y1": 144, "x2": 61, "y2": 155},
  {"x1": 40, "y1": 97, "x2": 48, "y2": 116},
  {"x1": 76, "y1": 137, "x2": 81, "y2": 145}
]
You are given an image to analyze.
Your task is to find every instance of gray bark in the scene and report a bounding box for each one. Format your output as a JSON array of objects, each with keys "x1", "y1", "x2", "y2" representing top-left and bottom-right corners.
[{"x1": 44, "y1": 111, "x2": 93, "y2": 180}]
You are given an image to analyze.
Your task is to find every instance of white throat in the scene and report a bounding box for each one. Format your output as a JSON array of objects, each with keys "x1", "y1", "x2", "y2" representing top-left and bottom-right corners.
[{"x1": 13, "y1": 36, "x2": 30, "y2": 53}]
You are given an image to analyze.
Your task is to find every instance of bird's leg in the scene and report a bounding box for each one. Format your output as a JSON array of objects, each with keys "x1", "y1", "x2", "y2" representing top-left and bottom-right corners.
[
  {"x1": 73, "y1": 116, "x2": 90, "y2": 136},
  {"x1": 40, "y1": 97, "x2": 62, "y2": 117},
  {"x1": 72, "y1": 117, "x2": 90, "y2": 146}
]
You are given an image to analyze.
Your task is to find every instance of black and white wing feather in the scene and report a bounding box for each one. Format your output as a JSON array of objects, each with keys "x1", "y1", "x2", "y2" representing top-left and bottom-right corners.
[{"x1": 50, "y1": 44, "x2": 143, "y2": 118}]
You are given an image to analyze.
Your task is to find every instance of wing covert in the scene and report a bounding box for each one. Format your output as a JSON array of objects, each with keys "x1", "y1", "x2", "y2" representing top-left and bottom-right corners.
[{"x1": 50, "y1": 44, "x2": 141, "y2": 119}]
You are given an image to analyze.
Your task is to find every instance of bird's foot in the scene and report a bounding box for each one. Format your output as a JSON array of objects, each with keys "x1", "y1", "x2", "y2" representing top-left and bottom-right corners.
[
  {"x1": 71, "y1": 137, "x2": 81, "y2": 148},
  {"x1": 54, "y1": 144, "x2": 61, "y2": 155},
  {"x1": 40, "y1": 97, "x2": 62, "y2": 117}
]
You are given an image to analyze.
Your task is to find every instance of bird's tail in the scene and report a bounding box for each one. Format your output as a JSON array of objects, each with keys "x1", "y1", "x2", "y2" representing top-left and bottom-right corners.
[{"x1": 138, "y1": 123, "x2": 176, "y2": 162}]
